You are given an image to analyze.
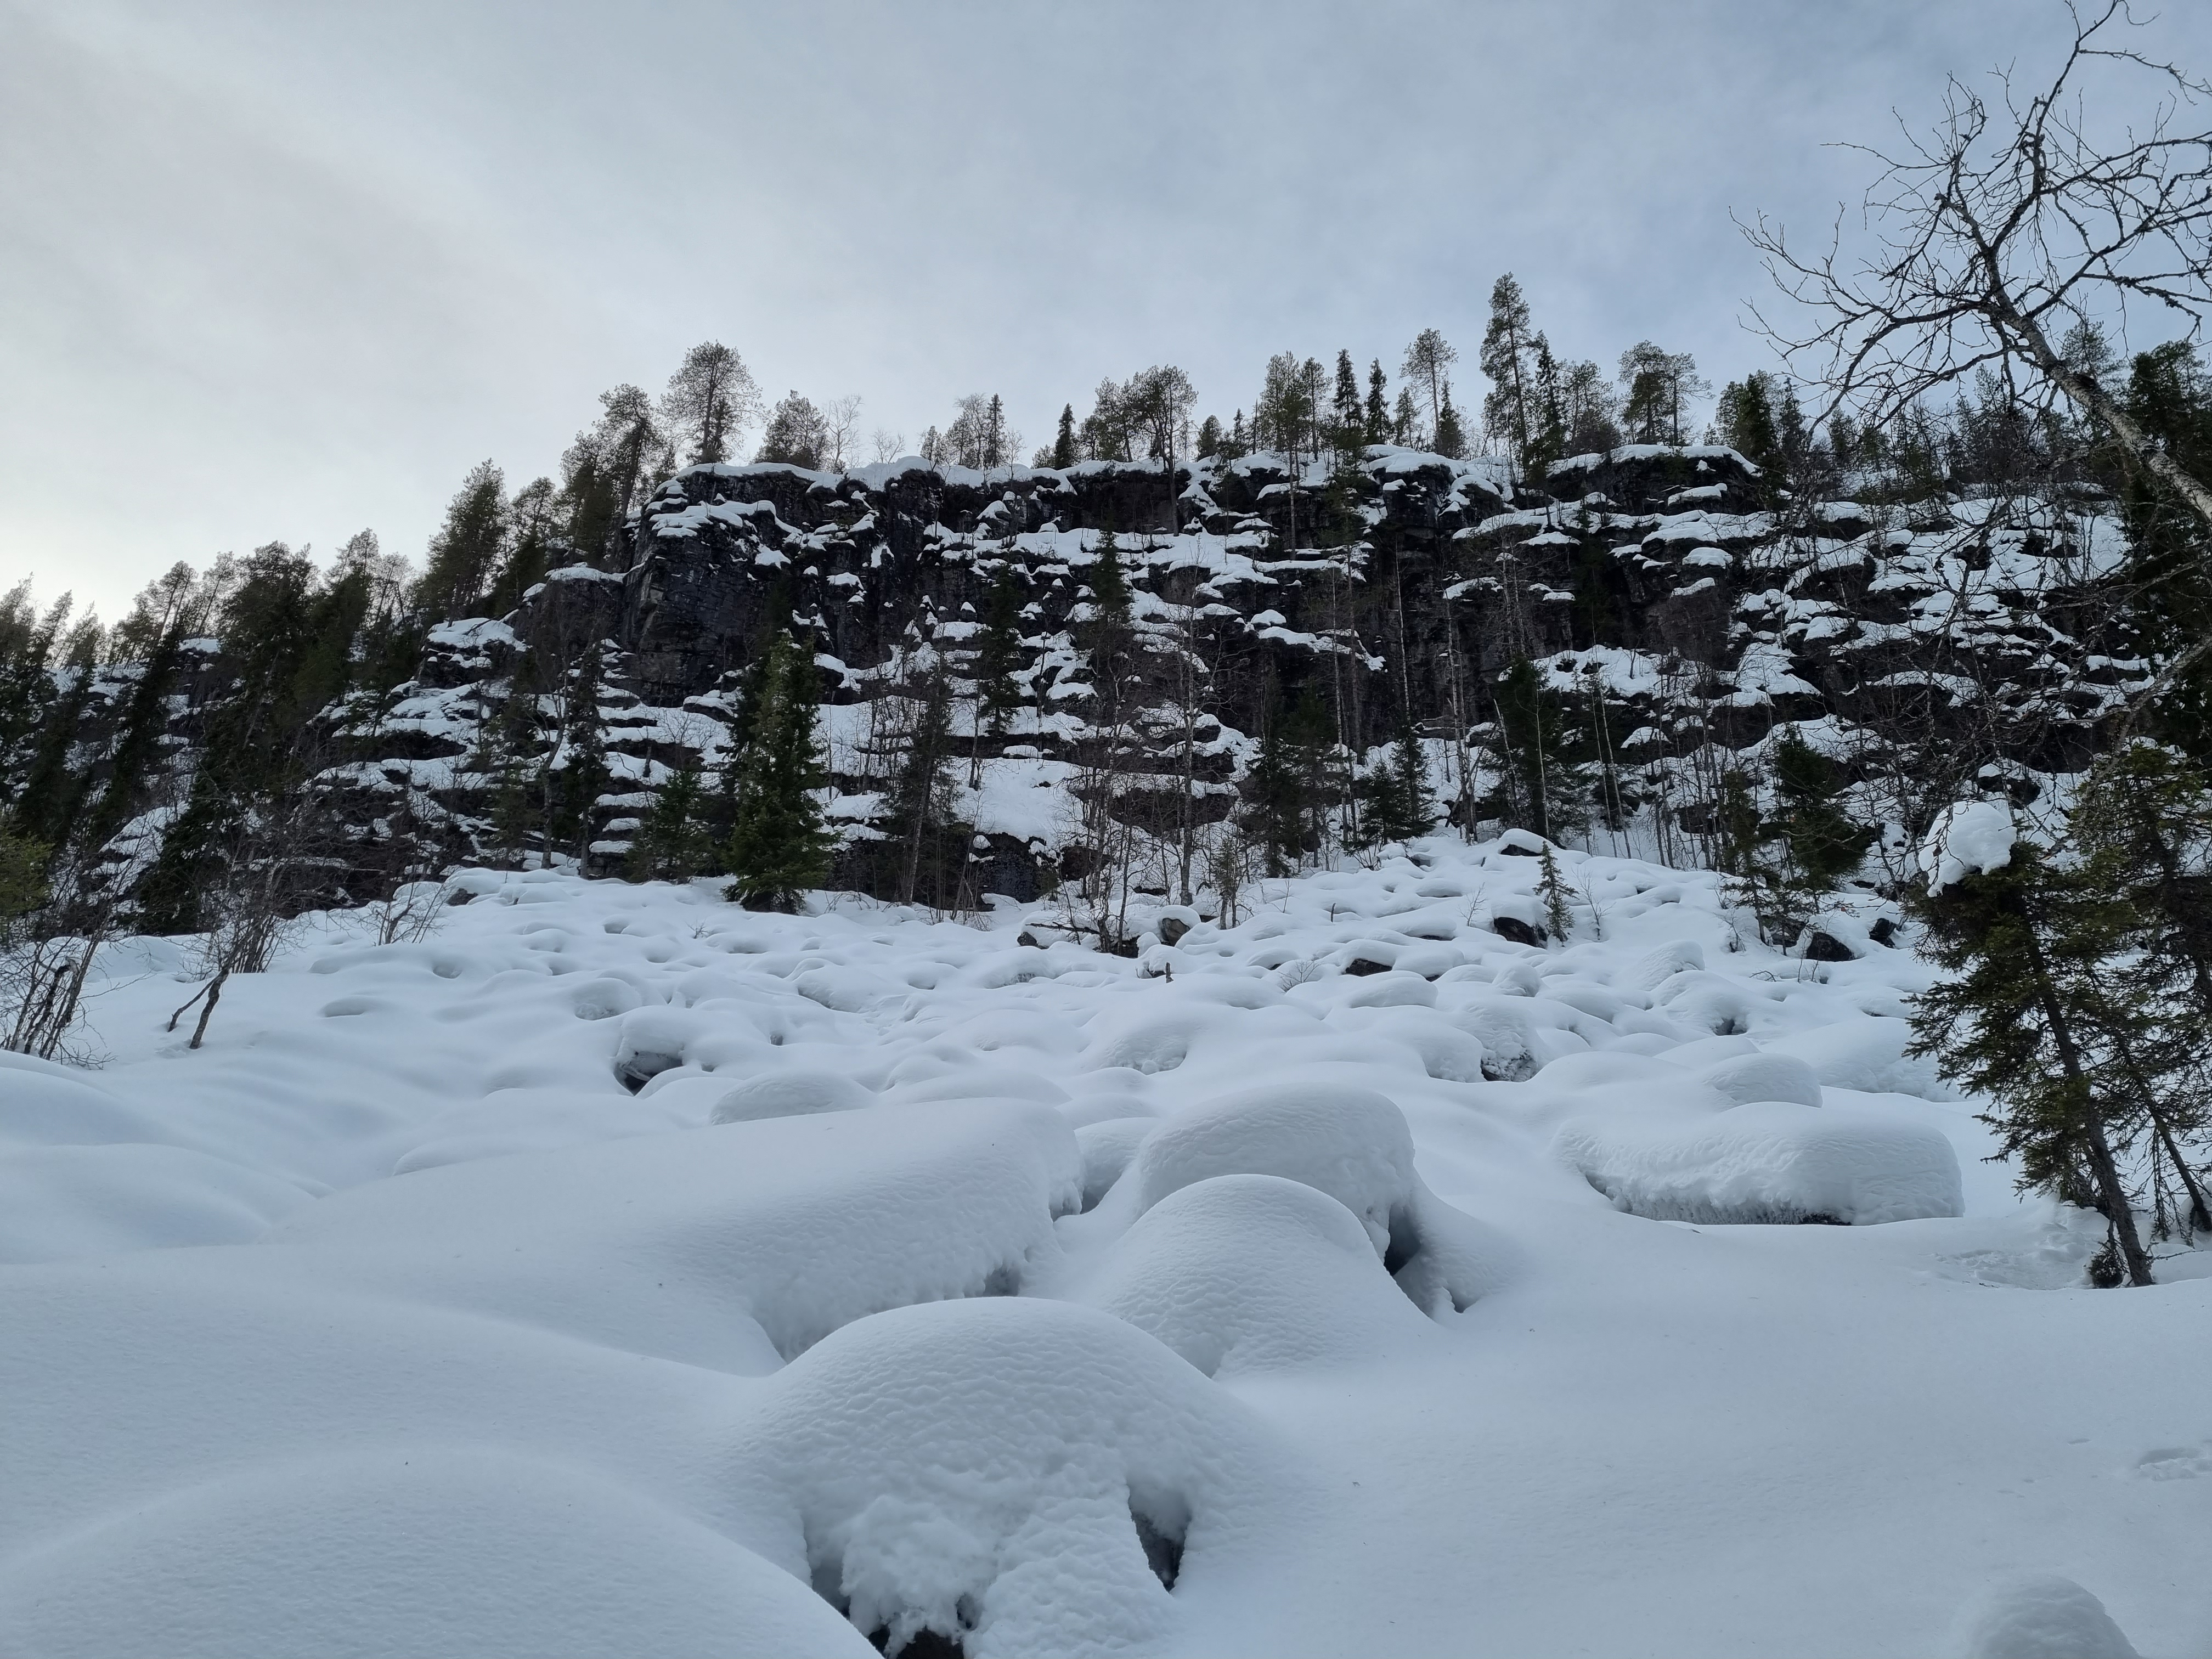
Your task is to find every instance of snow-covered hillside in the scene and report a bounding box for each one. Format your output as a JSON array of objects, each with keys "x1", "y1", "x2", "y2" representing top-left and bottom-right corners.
[{"x1": 3, "y1": 842, "x2": 2204, "y2": 1657}]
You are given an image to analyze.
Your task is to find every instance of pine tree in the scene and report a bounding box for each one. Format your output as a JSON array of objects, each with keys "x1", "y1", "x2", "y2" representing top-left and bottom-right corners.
[
  {"x1": 1480, "y1": 274, "x2": 1538, "y2": 466},
  {"x1": 724, "y1": 631, "x2": 834, "y2": 910},
  {"x1": 1401, "y1": 328, "x2": 1458, "y2": 444},
  {"x1": 1385, "y1": 390, "x2": 1412, "y2": 446},
  {"x1": 1051, "y1": 403, "x2": 1077, "y2": 470},
  {"x1": 414, "y1": 461, "x2": 509, "y2": 620},
  {"x1": 662, "y1": 341, "x2": 761, "y2": 466},
  {"x1": 1365, "y1": 361, "x2": 1391, "y2": 444},
  {"x1": 1910, "y1": 828, "x2": 2157, "y2": 1285}
]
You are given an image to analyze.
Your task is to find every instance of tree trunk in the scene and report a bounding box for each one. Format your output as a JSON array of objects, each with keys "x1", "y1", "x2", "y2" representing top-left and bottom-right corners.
[{"x1": 2019, "y1": 921, "x2": 2157, "y2": 1285}]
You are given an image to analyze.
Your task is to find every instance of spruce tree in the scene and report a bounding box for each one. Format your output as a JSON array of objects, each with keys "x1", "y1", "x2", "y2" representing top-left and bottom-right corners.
[
  {"x1": 1051, "y1": 404, "x2": 1077, "y2": 469},
  {"x1": 1433, "y1": 382, "x2": 1466, "y2": 460},
  {"x1": 724, "y1": 631, "x2": 833, "y2": 911},
  {"x1": 1489, "y1": 658, "x2": 1586, "y2": 842},
  {"x1": 1365, "y1": 362, "x2": 1391, "y2": 444},
  {"x1": 1909, "y1": 827, "x2": 2157, "y2": 1286},
  {"x1": 628, "y1": 766, "x2": 713, "y2": 882},
  {"x1": 974, "y1": 572, "x2": 1025, "y2": 738},
  {"x1": 1537, "y1": 842, "x2": 1574, "y2": 943}
]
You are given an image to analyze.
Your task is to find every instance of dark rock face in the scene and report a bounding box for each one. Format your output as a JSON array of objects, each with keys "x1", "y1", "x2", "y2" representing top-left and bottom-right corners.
[{"x1": 61, "y1": 441, "x2": 2140, "y2": 908}]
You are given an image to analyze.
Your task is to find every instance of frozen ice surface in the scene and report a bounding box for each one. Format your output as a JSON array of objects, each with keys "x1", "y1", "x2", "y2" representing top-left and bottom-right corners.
[{"x1": 3, "y1": 837, "x2": 2207, "y2": 1656}]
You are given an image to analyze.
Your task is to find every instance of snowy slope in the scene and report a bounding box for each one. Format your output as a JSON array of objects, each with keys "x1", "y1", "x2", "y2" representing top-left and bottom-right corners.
[{"x1": 3, "y1": 842, "x2": 2207, "y2": 1658}]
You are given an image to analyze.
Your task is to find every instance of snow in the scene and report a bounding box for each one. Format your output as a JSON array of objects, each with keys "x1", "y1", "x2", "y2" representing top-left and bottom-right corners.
[
  {"x1": 3, "y1": 839, "x2": 2205, "y2": 1656},
  {"x1": 1922, "y1": 798, "x2": 2019, "y2": 891},
  {"x1": 1952, "y1": 1575, "x2": 2140, "y2": 1659}
]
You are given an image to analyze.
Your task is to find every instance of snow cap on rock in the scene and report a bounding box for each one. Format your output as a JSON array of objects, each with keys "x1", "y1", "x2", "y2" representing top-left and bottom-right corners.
[{"x1": 1921, "y1": 799, "x2": 2018, "y2": 894}]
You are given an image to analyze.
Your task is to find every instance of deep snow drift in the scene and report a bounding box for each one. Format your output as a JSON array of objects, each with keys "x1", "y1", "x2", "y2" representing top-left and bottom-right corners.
[{"x1": 2, "y1": 840, "x2": 2207, "y2": 1658}]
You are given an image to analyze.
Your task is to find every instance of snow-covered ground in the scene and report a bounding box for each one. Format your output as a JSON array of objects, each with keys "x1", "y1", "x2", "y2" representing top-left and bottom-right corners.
[{"x1": 2, "y1": 840, "x2": 2204, "y2": 1658}]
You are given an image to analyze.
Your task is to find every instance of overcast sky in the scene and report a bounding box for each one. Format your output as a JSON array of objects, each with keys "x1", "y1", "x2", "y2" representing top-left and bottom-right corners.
[{"x1": 6, "y1": 0, "x2": 2209, "y2": 622}]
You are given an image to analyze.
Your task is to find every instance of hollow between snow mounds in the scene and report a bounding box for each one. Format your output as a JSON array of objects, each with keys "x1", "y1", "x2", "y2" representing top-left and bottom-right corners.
[{"x1": 727, "y1": 1299, "x2": 1299, "y2": 1659}]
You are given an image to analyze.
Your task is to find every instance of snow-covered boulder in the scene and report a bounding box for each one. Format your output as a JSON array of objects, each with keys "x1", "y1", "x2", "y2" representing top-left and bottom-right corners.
[
  {"x1": 1556, "y1": 1101, "x2": 1963, "y2": 1225},
  {"x1": 711, "y1": 1068, "x2": 874, "y2": 1125},
  {"x1": 1951, "y1": 1573, "x2": 2138, "y2": 1659},
  {"x1": 725, "y1": 1296, "x2": 1304, "y2": 1658},
  {"x1": 1084, "y1": 1173, "x2": 1432, "y2": 1375},
  {"x1": 0, "y1": 1448, "x2": 872, "y2": 1659}
]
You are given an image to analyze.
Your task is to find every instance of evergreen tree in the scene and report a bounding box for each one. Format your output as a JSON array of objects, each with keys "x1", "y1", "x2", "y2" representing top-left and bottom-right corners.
[
  {"x1": 1488, "y1": 658, "x2": 1587, "y2": 842},
  {"x1": 1769, "y1": 726, "x2": 1872, "y2": 896},
  {"x1": 1526, "y1": 334, "x2": 1568, "y2": 483},
  {"x1": 757, "y1": 392, "x2": 828, "y2": 468},
  {"x1": 1433, "y1": 382, "x2": 1466, "y2": 460},
  {"x1": 628, "y1": 766, "x2": 713, "y2": 882},
  {"x1": 1051, "y1": 403, "x2": 1077, "y2": 469},
  {"x1": 1391, "y1": 388, "x2": 1419, "y2": 446},
  {"x1": 2069, "y1": 742, "x2": 2212, "y2": 1234},
  {"x1": 1352, "y1": 707, "x2": 1434, "y2": 848},
  {"x1": 1401, "y1": 327, "x2": 1458, "y2": 443},
  {"x1": 1909, "y1": 825, "x2": 2157, "y2": 1285},
  {"x1": 1332, "y1": 349, "x2": 1362, "y2": 454},
  {"x1": 1194, "y1": 416, "x2": 1224, "y2": 459},
  {"x1": 556, "y1": 646, "x2": 608, "y2": 866},
  {"x1": 1365, "y1": 361, "x2": 1391, "y2": 444},
  {"x1": 413, "y1": 461, "x2": 509, "y2": 620},
  {"x1": 724, "y1": 631, "x2": 834, "y2": 910},
  {"x1": 1537, "y1": 842, "x2": 1574, "y2": 943},
  {"x1": 974, "y1": 572, "x2": 1025, "y2": 738},
  {"x1": 1479, "y1": 274, "x2": 1538, "y2": 466},
  {"x1": 883, "y1": 667, "x2": 964, "y2": 909},
  {"x1": 662, "y1": 341, "x2": 761, "y2": 466}
]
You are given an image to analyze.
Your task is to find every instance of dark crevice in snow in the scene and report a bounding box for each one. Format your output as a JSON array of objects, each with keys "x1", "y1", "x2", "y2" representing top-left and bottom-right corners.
[
  {"x1": 870, "y1": 1623, "x2": 965, "y2": 1658},
  {"x1": 1133, "y1": 1506, "x2": 1184, "y2": 1590}
]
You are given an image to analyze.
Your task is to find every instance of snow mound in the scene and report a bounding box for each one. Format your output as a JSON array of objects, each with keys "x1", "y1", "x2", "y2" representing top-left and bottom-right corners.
[
  {"x1": 1085, "y1": 1173, "x2": 1433, "y2": 1376},
  {"x1": 1128, "y1": 1084, "x2": 1505, "y2": 1313},
  {"x1": 1952, "y1": 1573, "x2": 2138, "y2": 1659},
  {"x1": 726, "y1": 1296, "x2": 1304, "y2": 1658},
  {"x1": 712, "y1": 1068, "x2": 874, "y2": 1124},
  {"x1": 264, "y1": 1099, "x2": 1082, "y2": 1364},
  {"x1": 1767, "y1": 1017, "x2": 1950, "y2": 1100},
  {"x1": 1556, "y1": 1101, "x2": 1964, "y2": 1225},
  {"x1": 1132, "y1": 1084, "x2": 1417, "y2": 1251},
  {"x1": 1695, "y1": 1051, "x2": 1823, "y2": 1109},
  {"x1": 0, "y1": 1447, "x2": 871, "y2": 1659},
  {"x1": 0, "y1": 1144, "x2": 313, "y2": 1263}
]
